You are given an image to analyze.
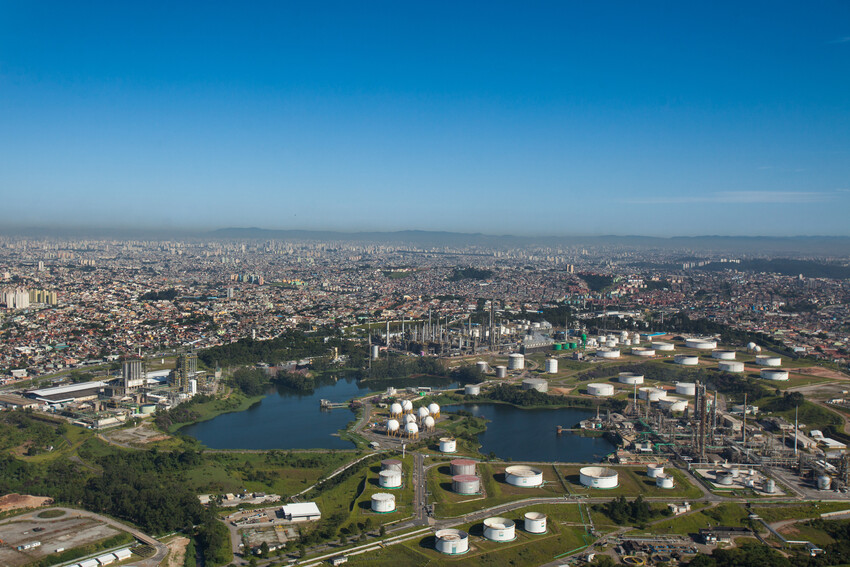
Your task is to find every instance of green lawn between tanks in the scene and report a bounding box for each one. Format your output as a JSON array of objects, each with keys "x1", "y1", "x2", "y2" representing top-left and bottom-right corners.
[
  {"x1": 750, "y1": 502, "x2": 850, "y2": 523},
  {"x1": 634, "y1": 503, "x2": 751, "y2": 535},
  {"x1": 561, "y1": 466, "x2": 703, "y2": 499},
  {"x1": 343, "y1": 503, "x2": 594, "y2": 567},
  {"x1": 350, "y1": 455, "x2": 416, "y2": 522},
  {"x1": 428, "y1": 463, "x2": 566, "y2": 519},
  {"x1": 183, "y1": 451, "x2": 357, "y2": 497}
]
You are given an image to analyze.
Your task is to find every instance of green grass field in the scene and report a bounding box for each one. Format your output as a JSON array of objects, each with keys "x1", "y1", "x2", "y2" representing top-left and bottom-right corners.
[{"x1": 561, "y1": 466, "x2": 703, "y2": 499}]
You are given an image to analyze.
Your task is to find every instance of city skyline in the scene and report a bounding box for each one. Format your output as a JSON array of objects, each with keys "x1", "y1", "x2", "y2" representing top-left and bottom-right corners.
[{"x1": 1, "y1": 2, "x2": 849, "y2": 236}]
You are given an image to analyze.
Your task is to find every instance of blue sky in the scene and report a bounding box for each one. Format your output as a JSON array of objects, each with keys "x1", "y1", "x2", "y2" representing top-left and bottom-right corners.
[{"x1": 1, "y1": 1, "x2": 848, "y2": 236}]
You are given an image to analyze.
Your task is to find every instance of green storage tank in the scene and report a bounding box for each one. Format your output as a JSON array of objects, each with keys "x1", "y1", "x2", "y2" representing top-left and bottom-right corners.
[
  {"x1": 569, "y1": 342, "x2": 577, "y2": 349},
  {"x1": 553, "y1": 344, "x2": 562, "y2": 350}
]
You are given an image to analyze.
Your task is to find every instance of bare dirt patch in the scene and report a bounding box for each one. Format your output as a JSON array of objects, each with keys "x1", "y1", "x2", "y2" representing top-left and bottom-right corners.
[
  {"x1": 164, "y1": 536, "x2": 190, "y2": 567},
  {"x1": 551, "y1": 387, "x2": 574, "y2": 396},
  {"x1": 103, "y1": 423, "x2": 171, "y2": 446},
  {"x1": 0, "y1": 494, "x2": 53, "y2": 513},
  {"x1": 796, "y1": 367, "x2": 850, "y2": 380}
]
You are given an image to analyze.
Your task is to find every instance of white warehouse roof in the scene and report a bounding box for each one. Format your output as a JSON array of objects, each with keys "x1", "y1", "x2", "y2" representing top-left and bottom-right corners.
[{"x1": 281, "y1": 502, "x2": 321, "y2": 519}]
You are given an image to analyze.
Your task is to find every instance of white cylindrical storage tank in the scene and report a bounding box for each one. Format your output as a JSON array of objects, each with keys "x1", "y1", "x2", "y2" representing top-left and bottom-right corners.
[
  {"x1": 379, "y1": 470, "x2": 402, "y2": 489},
  {"x1": 401, "y1": 399, "x2": 413, "y2": 413},
  {"x1": 439, "y1": 437, "x2": 457, "y2": 453},
  {"x1": 652, "y1": 341, "x2": 675, "y2": 351},
  {"x1": 656, "y1": 474, "x2": 675, "y2": 489},
  {"x1": 646, "y1": 464, "x2": 664, "y2": 478},
  {"x1": 632, "y1": 347, "x2": 655, "y2": 357},
  {"x1": 675, "y1": 355, "x2": 699, "y2": 366},
  {"x1": 371, "y1": 345, "x2": 380, "y2": 360},
  {"x1": 765, "y1": 479, "x2": 777, "y2": 494},
  {"x1": 429, "y1": 403, "x2": 440, "y2": 417},
  {"x1": 686, "y1": 338, "x2": 717, "y2": 350},
  {"x1": 371, "y1": 493, "x2": 396, "y2": 513},
  {"x1": 620, "y1": 331, "x2": 629, "y2": 341},
  {"x1": 524, "y1": 512, "x2": 547, "y2": 534},
  {"x1": 579, "y1": 466, "x2": 619, "y2": 489},
  {"x1": 508, "y1": 353, "x2": 525, "y2": 370},
  {"x1": 483, "y1": 517, "x2": 516, "y2": 542},
  {"x1": 756, "y1": 355, "x2": 782, "y2": 367},
  {"x1": 451, "y1": 459, "x2": 476, "y2": 476},
  {"x1": 504, "y1": 465, "x2": 544, "y2": 487},
  {"x1": 495, "y1": 366, "x2": 508, "y2": 378},
  {"x1": 659, "y1": 396, "x2": 688, "y2": 412},
  {"x1": 386, "y1": 419, "x2": 400, "y2": 436},
  {"x1": 476, "y1": 361, "x2": 488, "y2": 373},
  {"x1": 716, "y1": 472, "x2": 734, "y2": 486},
  {"x1": 718, "y1": 360, "x2": 745, "y2": 373},
  {"x1": 545, "y1": 358, "x2": 558, "y2": 374},
  {"x1": 605, "y1": 340, "x2": 618, "y2": 348},
  {"x1": 452, "y1": 474, "x2": 480, "y2": 494},
  {"x1": 522, "y1": 378, "x2": 548, "y2": 393},
  {"x1": 423, "y1": 415, "x2": 435, "y2": 430},
  {"x1": 417, "y1": 406, "x2": 430, "y2": 421},
  {"x1": 818, "y1": 475, "x2": 832, "y2": 490},
  {"x1": 587, "y1": 383, "x2": 615, "y2": 397},
  {"x1": 390, "y1": 402, "x2": 403, "y2": 417},
  {"x1": 639, "y1": 387, "x2": 666, "y2": 402},
  {"x1": 711, "y1": 350, "x2": 736, "y2": 360},
  {"x1": 465, "y1": 383, "x2": 482, "y2": 395},
  {"x1": 619, "y1": 372, "x2": 644, "y2": 385},
  {"x1": 381, "y1": 459, "x2": 402, "y2": 472},
  {"x1": 675, "y1": 382, "x2": 697, "y2": 396},
  {"x1": 404, "y1": 413, "x2": 417, "y2": 424},
  {"x1": 624, "y1": 339, "x2": 632, "y2": 346},
  {"x1": 760, "y1": 368, "x2": 789, "y2": 381},
  {"x1": 435, "y1": 529, "x2": 469, "y2": 555},
  {"x1": 404, "y1": 422, "x2": 419, "y2": 438},
  {"x1": 597, "y1": 348, "x2": 620, "y2": 359}
]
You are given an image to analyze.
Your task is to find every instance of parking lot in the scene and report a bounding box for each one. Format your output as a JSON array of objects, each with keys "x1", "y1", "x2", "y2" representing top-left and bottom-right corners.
[{"x1": 0, "y1": 513, "x2": 121, "y2": 567}]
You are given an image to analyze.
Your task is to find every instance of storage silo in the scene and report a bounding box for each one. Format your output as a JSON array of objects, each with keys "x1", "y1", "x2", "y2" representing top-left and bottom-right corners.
[
  {"x1": 451, "y1": 459, "x2": 477, "y2": 476},
  {"x1": 452, "y1": 474, "x2": 480, "y2": 494},
  {"x1": 545, "y1": 358, "x2": 558, "y2": 374},
  {"x1": 596, "y1": 348, "x2": 621, "y2": 359},
  {"x1": 718, "y1": 360, "x2": 745, "y2": 373},
  {"x1": 760, "y1": 368, "x2": 789, "y2": 381},
  {"x1": 711, "y1": 350, "x2": 736, "y2": 360},
  {"x1": 524, "y1": 512, "x2": 547, "y2": 534},
  {"x1": 505, "y1": 465, "x2": 544, "y2": 487},
  {"x1": 508, "y1": 354, "x2": 525, "y2": 370},
  {"x1": 386, "y1": 419, "x2": 400, "y2": 436},
  {"x1": 476, "y1": 361, "x2": 489, "y2": 373},
  {"x1": 632, "y1": 347, "x2": 655, "y2": 357},
  {"x1": 587, "y1": 383, "x2": 615, "y2": 397},
  {"x1": 579, "y1": 467, "x2": 619, "y2": 489},
  {"x1": 652, "y1": 341, "x2": 675, "y2": 351},
  {"x1": 618, "y1": 372, "x2": 644, "y2": 385},
  {"x1": 522, "y1": 378, "x2": 548, "y2": 393},
  {"x1": 439, "y1": 437, "x2": 457, "y2": 453},
  {"x1": 675, "y1": 355, "x2": 699, "y2": 366},
  {"x1": 371, "y1": 493, "x2": 396, "y2": 513},
  {"x1": 381, "y1": 459, "x2": 402, "y2": 472},
  {"x1": 465, "y1": 383, "x2": 482, "y2": 395},
  {"x1": 675, "y1": 382, "x2": 697, "y2": 396},
  {"x1": 655, "y1": 474, "x2": 675, "y2": 489},
  {"x1": 495, "y1": 366, "x2": 508, "y2": 378},
  {"x1": 685, "y1": 338, "x2": 717, "y2": 350},
  {"x1": 639, "y1": 387, "x2": 666, "y2": 402},
  {"x1": 390, "y1": 402, "x2": 403, "y2": 417},
  {"x1": 379, "y1": 470, "x2": 402, "y2": 489},
  {"x1": 756, "y1": 355, "x2": 782, "y2": 367},
  {"x1": 435, "y1": 529, "x2": 469, "y2": 555},
  {"x1": 646, "y1": 464, "x2": 664, "y2": 478},
  {"x1": 483, "y1": 517, "x2": 516, "y2": 542}
]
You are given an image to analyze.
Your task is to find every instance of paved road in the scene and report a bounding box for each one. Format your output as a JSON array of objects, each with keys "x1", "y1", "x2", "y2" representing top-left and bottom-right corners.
[{"x1": 0, "y1": 507, "x2": 168, "y2": 567}]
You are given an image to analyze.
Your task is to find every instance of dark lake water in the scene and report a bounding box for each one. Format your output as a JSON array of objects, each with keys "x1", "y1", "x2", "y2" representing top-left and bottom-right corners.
[
  {"x1": 180, "y1": 375, "x2": 455, "y2": 450},
  {"x1": 441, "y1": 403, "x2": 616, "y2": 462},
  {"x1": 181, "y1": 377, "x2": 615, "y2": 460}
]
